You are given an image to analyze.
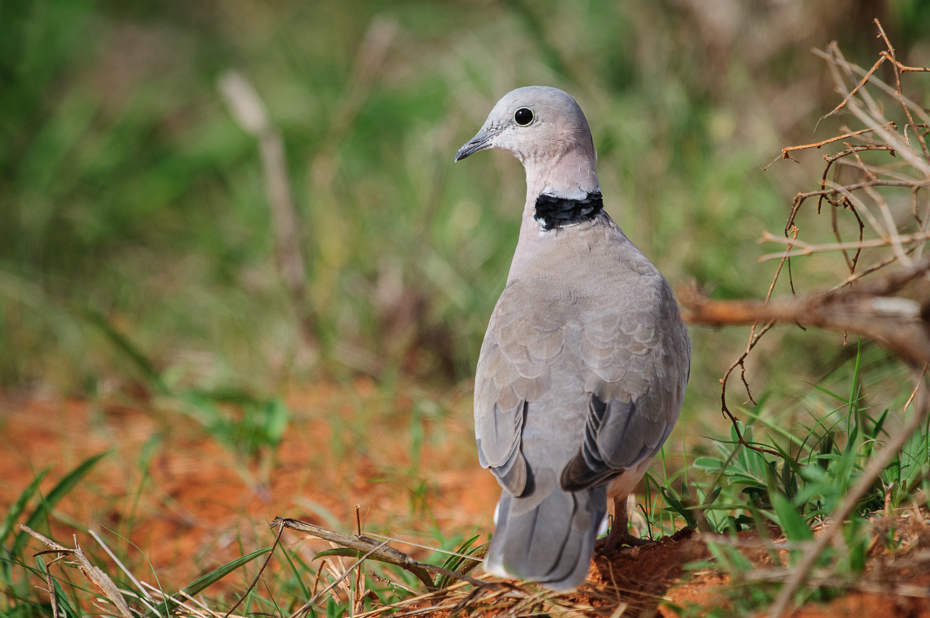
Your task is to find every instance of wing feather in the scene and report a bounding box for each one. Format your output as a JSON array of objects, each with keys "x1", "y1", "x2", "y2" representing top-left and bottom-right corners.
[
  {"x1": 562, "y1": 274, "x2": 690, "y2": 492},
  {"x1": 475, "y1": 281, "x2": 561, "y2": 496}
]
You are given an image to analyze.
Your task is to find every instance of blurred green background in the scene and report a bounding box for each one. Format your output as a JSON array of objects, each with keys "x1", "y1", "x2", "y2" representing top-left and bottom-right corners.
[{"x1": 2, "y1": 0, "x2": 930, "y2": 426}]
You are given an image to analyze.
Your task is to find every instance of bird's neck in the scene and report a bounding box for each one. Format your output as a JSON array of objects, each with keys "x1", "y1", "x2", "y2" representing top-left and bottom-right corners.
[
  {"x1": 523, "y1": 148, "x2": 600, "y2": 200},
  {"x1": 521, "y1": 148, "x2": 602, "y2": 233}
]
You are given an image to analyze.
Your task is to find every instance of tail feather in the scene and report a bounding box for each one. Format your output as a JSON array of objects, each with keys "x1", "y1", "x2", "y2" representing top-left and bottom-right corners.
[{"x1": 485, "y1": 485, "x2": 606, "y2": 590}]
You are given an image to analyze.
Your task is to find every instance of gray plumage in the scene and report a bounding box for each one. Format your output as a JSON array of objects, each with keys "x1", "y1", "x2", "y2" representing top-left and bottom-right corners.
[{"x1": 456, "y1": 86, "x2": 691, "y2": 590}]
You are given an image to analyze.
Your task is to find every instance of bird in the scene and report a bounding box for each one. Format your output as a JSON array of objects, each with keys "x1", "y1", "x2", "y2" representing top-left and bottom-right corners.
[{"x1": 455, "y1": 86, "x2": 691, "y2": 590}]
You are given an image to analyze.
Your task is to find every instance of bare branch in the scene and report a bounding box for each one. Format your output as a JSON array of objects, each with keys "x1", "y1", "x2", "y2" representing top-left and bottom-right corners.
[{"x1": 680, "y1": 254, "x2": 930, "y2": 364}]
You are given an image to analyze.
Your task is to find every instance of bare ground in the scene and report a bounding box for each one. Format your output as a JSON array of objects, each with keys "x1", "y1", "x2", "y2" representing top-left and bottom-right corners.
[{"x1": 1, "y1": 386, "x2": 929, "y2": 617}]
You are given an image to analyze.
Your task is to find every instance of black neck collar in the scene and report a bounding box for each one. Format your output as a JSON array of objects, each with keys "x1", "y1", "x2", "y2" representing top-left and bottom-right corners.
[{"x1": 534, "y1": 191, "x2": 604, "y2": 231}]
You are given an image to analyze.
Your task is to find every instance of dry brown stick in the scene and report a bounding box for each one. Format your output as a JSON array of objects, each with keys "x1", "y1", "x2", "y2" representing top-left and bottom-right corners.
[
  {"x1": 817, "y1": 145, "x2": 898, "y2": 216},
  {"x1": 679, "y1": 254, "x2": 930, "y2": 364},
  {"x1": 218, "y1": 72, "x2": 318, "y2": 358},
  {"x1": 913, "y1": 186, "x2": 926, "y2": 231},
  {"x1": 863, "y1": 184, "x2": 912, "y2": 266},
  {"x1": 762, "y1": 125, "x2": 895, "y2": 170},
  {"x1": 828, "y1": 42, "x2": 887, "y2": 121},
  {"x1": 886, "y1": 58, "x2": 930, "y2": 73},
  {"x1": 272, "y1": 517, "x2": 485, "y2": 590},
  {"x1": 829, "y1": 46, "x2": 930, "y2": 133},
  {"x1": 718, "y1": 320, "x2": 780, "y2": 459},
  {"x1": 19, "y1": 525, "x2": 135, "y2": 618},
  {"x1": 876, "y1": 19, "x2": 930, "y2": 158},
  {"x1": 680, "y1": 284, "x2": 930, "y2": 364},
  {"x1": 818, "y1": 50, "x2": 886, "y2": 123},
  {"x1": 716, "y1": 232, "x2": 797, "y2": 459},
  {"x1": 819, "y1": 46, "x2": 930, "y2": 177},
  {"x1": 783, "y1": 179, "x2": 923, "y2": 241},
  {"x1": 829, "y1": 245, "x2": 922, "y2": 292},
  {"x1": 758, "y1": 229, "x2": 930, "y2": 261},
  {"x1": 290, "y1": 539, "x2": 393, "y2": 618},
  {"x1": 832, "y1": 158, "x2": 921, "y2": 185},
  {"x1": 768, "y1": 364, "x2": 930, "y2": 617}
]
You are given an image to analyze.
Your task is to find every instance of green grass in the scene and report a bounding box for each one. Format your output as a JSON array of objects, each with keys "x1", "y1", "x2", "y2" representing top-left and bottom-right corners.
[{"x1": 4, "y1": 0, "x2": 924, "y2": 415}]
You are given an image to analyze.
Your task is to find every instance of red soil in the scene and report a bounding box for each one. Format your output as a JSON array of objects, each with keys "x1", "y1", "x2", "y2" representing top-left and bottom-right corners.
[{"x1": 2, "y1": 386, "x2": 928, "y2": 617}]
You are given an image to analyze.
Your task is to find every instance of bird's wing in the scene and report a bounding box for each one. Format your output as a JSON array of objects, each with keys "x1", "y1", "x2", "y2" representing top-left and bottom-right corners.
[
  {"x1": 561, "y1": 273, "x2": 691, "y2": 491},
  {"x1": 474, "y1": 279, "x2": 562, "y2": 496}
]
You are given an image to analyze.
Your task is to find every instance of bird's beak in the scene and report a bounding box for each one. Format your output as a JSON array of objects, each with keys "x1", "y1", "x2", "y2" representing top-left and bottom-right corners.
[{"x1": 455, "y1": 127, "x2": 499, "y2": 162}]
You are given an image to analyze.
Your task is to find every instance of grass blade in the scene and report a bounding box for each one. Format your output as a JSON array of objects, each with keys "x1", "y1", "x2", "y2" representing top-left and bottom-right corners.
[
  {"x1": 771, "y1": 493, "x2": 813, "y2": 542},
  {"x1": 82, "y1": 308, "x2": 165, "y2": 392},
  {"x1": 144, "y1": 547, "x2": 273, "y2": 618},
  {"x1": 311, "y1": 548, "x2": 436, "y2": 590},
  {"x1": 0, "y1": 467, "x2": 50, "y2": 549},
  {"x1": 13, "y1": 452, "x2": 110, "y2": 556}
]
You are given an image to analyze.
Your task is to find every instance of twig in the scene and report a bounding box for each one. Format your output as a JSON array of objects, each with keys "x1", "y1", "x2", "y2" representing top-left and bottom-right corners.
[
  {"x1": 19, "y1": 525, "x2": 135, "y2": 618},
  {"x1": 876, "y1": 19, "x2": 930, "y2": 158},
  {"x1": 218, "y1": 71, "x2": 318, "y2": 360},
  {"x1": 272, "y1": 517, "x2": 485, "y2": 590},
  {"x1": 763, "y1": 125, "x2": 895, "y2": 170},
  {"x1": 818, "y1": 44, "x2": 930, "y2": 177},
  {"x1": 768, "y1": 364, "x2": 930, "y2": 617},
  {"x1": 757, "y1": 229, "x2": 930, "y2": 261},
  {"x1": 89, "y1": 529, "x2": 153, "y2": 602},
  {"x1": 679, "y1": 253, "x2": 930, "y2": 364},
  {"x1": 221, "y1": 521, "x2": 285, "y2": 618},
  {"x1": 289, "y1": 540, "x2": 392, "y2": 618},
  {"x1": 718, "y1": 321, "x2": 782, "y2": 459}
]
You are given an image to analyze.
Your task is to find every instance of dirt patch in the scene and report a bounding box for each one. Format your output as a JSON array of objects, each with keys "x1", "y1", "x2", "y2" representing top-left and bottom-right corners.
[
  {"x1": 790, "y1": 593, "x2": 930, "y2": 618},
  {"x1": 2, "y1": 388, "x2": 930, "y2": 617},
  {"x1": 587, "y1": 528, "x2": 710, "y2": 616},
  {"x1": 0, "y1": 386, "x2": 498, "y2": 587}
]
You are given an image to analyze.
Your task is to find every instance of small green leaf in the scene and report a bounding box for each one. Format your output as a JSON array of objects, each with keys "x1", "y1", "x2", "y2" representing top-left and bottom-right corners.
[
  {"x1": 693, "y1": 457, "x2": 722, "y2": 472},
  {"x1": 661, "y1": 488, "x2": 697, "y2": 528},
  {"x1": 182, "y1": 547, "x2": 272, "y2": 596},
  {"x1": 771, "y1": 494, "x2": 813, "y2": 542}
]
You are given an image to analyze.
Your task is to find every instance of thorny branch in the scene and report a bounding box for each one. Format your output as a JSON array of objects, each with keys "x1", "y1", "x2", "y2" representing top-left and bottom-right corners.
[{"x1": 681, "y1": 20, "x2": 930, "y2": 461}]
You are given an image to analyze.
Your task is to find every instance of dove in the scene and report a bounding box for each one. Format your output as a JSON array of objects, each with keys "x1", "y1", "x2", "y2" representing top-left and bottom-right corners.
[{"x1": 455, "y1": 86, "x2": 690, "y2": 590}]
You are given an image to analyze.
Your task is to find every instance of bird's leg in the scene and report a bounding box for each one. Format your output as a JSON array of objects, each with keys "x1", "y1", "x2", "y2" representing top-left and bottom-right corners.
[{"x1": 600, "y1": 496, "x2": 654, "y2": 552}]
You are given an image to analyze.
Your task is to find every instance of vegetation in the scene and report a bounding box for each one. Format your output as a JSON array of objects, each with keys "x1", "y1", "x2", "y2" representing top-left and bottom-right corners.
[{"x1": 3, "y1": 1, "x2": 930, "y2": 616}]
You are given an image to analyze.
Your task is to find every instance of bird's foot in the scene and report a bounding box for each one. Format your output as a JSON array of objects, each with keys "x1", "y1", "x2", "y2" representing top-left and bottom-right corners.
[{"x1": 597, "y1": 529, "x2": 655, "y2": 554}]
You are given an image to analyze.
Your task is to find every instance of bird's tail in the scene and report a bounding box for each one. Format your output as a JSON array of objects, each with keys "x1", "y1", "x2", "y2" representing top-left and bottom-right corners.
[{"x1": 484, "y1": 484, "x2": 606, "y2": 590}]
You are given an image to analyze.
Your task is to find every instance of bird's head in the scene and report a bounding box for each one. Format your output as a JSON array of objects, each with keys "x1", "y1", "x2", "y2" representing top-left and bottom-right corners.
[
  {"x1": 455, "y1": 86, "x2": 595, "y2": 165},
  {"x1": 455, "y1": 86, "x2": 599, "y2": 199}
]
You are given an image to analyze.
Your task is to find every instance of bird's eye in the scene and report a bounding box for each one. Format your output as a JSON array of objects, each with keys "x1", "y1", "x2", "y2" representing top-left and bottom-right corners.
[{"x1": 514, "y1": 107, "x2": 534, "y2": 126}]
